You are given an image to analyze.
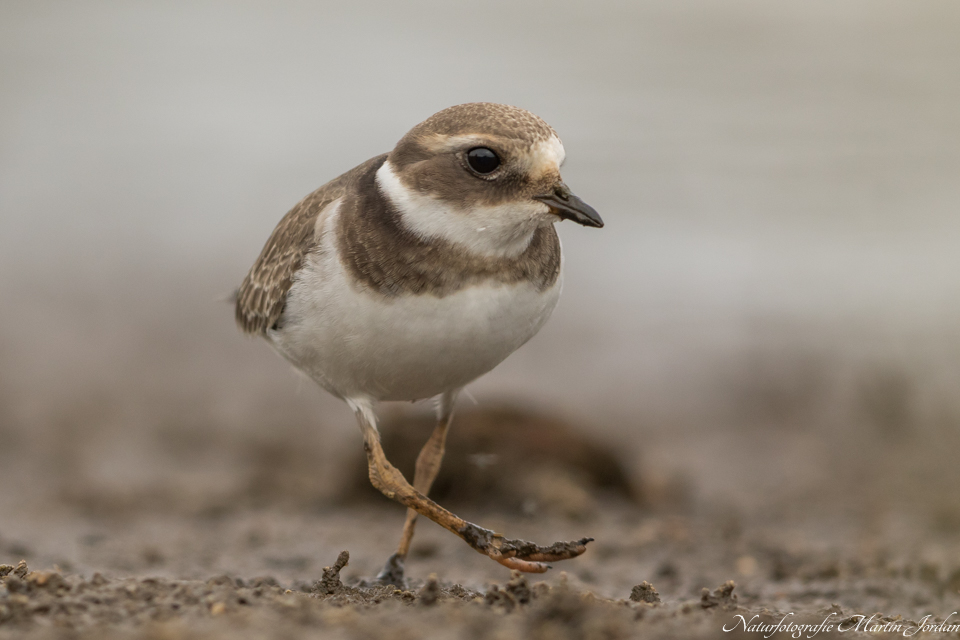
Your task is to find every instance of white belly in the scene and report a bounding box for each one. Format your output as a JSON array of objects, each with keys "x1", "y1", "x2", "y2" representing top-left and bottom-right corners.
[{"x1": 270, "y1": 243, "x2": 562, "y2": 402}]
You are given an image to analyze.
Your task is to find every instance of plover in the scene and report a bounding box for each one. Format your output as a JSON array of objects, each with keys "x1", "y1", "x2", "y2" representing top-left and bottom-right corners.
[{"x1": 235, "y1": 103, "x2": 604, "y2": 582}]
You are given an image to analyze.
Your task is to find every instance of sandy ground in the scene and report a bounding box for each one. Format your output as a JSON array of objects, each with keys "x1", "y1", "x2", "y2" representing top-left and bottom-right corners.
[
  {"x1": 3, "y1": 502, "x2": 960, "y2": 639},
  {"x1": 3, "y1": 404, "x2": 960, "y2": 639}
]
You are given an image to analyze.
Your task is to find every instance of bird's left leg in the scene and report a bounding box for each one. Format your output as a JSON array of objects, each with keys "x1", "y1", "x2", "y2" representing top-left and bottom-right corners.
[{"x1": 377, "y1": 389, "x2": 459, "y2": 585}]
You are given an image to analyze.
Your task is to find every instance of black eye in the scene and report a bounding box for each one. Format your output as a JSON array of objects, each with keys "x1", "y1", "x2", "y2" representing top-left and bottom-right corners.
[{"x1": 466, "y1": 147, "x2": 501, "y2": 174}]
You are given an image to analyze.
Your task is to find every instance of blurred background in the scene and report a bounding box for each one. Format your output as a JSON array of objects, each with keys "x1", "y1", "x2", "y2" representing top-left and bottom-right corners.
[{"x1": 2, "y1": 0, "x2": 960, "y2": 590}]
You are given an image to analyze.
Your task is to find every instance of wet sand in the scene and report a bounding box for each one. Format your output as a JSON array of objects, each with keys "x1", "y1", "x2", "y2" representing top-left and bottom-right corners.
[
  {"x1": 3, "y1": 405, "x2": 960, "y2": 638},
  {"x1": 3, "y1": 500, "x2": 960, "y2": 639}
]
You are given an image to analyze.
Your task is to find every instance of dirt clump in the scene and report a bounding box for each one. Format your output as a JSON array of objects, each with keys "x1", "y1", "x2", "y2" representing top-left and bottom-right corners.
[
  {"x1": 700, "y1": 580, "x2": 738, "y2": 610},
  {"x1": 418, "y1": 573, "x2": 441, "y2": 605},
  {"x1": 629, "y1": 580, "x2": 661, "y2": 604},
  {"x1": 314, "y1": 550, "x2": 350, "y2": 595}
]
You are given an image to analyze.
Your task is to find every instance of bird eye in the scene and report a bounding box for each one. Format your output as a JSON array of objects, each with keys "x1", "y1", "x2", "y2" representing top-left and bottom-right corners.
[{"x1": 466, "y1": 147, "x2": 501, "y2": 174}]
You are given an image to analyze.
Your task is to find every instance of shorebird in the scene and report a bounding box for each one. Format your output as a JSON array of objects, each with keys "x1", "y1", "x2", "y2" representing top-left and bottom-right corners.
[{"x1": 235, "y1": 103, "x2": 603, "y2": 583}]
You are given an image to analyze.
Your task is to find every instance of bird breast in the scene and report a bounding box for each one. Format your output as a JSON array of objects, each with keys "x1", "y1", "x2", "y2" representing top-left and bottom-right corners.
[{"x1": 269, "y1": 208, "x2": 563, "y2": 402}]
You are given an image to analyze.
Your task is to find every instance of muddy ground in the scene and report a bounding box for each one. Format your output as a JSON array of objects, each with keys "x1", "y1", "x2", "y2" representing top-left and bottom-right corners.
[
  {"x1": 3, "y1": 404, "x2": 960, "y2": 640},
  {"x1": 2, "y1": 504, "x2": 960, "y2": 640}
]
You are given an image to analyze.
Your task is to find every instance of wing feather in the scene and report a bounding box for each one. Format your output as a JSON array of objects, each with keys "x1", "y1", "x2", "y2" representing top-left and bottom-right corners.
[{"x1": 235, "y1": 154, "x2": 386, "y2": 335}]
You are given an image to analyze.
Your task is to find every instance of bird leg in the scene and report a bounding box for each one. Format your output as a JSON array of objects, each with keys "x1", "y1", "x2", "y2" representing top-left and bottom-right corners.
[
  {"x1": 377, "y1": 390, "x2": 457, "y2": 585},
  {"x1": 349, "y1": 398, "x2": 592, "y2": 580}
]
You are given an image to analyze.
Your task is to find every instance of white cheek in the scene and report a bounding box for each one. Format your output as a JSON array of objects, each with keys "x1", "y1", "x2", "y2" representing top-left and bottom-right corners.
[{"x1": 376, "y1": 160, "x2": 549, "y2": 258}]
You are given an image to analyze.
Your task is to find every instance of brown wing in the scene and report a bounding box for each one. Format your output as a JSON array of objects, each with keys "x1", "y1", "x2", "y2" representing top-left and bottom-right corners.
[{"x1": 235, "y1": 154, "x2": 387, "y2": 335}]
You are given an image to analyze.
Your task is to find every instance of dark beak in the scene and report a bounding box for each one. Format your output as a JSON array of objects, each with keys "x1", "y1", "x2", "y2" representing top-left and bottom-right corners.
[{"x1": 534, "y1": 183, "x2": 604, "y2": 228}]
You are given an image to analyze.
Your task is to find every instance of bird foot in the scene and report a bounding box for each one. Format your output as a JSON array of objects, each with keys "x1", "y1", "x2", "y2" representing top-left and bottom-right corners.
[
  {"x1": 459, "y1": 523, "x2": 593, "y2": 573},
  {"x1": 375, "y1": 553, "x2": 406, "y2": 587}
]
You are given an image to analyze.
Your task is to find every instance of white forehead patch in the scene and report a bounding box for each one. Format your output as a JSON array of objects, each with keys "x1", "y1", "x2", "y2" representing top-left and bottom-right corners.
[
  {"x1": 523, "y1": 135, "x2": 566, "y2": 176},
  {"x1": 540, "y1": 135, "x2": 566, "y2": 166}
]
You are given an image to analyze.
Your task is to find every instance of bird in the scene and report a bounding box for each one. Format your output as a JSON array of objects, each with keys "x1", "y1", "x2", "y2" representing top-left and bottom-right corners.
[{"x1": 235, "y1": 102, "x2": 604, "y2": 584}]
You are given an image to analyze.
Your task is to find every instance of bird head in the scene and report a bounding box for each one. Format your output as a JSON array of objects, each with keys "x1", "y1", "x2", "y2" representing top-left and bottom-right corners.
[{"x1": 377, "y1": 103, "x2": 603, "y2": 257}]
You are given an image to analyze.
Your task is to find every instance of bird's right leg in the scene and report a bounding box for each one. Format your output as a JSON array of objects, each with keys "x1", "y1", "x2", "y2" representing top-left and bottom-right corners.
[
  {"x1": 376, "y1": 389, "x2": 459, "y2": 585},
  {"x1": 347, "y1": 398, "x2": 593, "y2": 576}
]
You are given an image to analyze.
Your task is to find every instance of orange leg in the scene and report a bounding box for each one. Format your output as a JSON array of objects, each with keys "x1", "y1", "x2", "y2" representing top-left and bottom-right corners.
[
  {"x1": 347, "y1": 396, "x2": 592, "y2": 585},
  {"x1": 377, "y1": 391, "x2": 456, "y2": 584}
]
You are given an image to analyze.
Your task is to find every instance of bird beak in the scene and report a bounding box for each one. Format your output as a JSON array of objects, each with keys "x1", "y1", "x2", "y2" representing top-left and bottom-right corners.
[{"x1": 534, "y1": 183, "x2": 604, "y2": 228}]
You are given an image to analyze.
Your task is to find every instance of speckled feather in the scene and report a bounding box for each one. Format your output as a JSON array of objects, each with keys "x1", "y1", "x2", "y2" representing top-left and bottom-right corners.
[{"x1": 235, "y1": 156, "x2": 384, "y2": 334}]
